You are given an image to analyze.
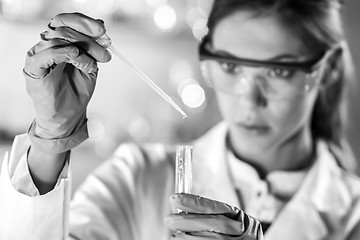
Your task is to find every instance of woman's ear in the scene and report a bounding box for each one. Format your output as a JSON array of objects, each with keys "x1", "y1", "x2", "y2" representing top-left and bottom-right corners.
[
  {"x1": 200, "y1": 61, "x2": 212, "y2": 87},
  {"x1": 322, "y1": 47, "x2": 343, "y2": 87}
]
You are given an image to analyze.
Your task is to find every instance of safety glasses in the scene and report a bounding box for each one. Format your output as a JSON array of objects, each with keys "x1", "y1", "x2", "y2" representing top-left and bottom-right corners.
[{"x1": 198, "y1": 36, "x2": 341, "y2": 99}]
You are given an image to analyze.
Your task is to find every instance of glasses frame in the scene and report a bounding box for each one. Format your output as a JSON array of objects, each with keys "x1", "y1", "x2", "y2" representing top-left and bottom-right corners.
[{"x1": 199, "y1": 36, "x2": 340, "y2": 73}]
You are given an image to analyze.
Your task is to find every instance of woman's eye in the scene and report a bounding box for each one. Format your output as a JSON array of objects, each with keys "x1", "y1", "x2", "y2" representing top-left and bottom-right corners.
[
  {"x1": 268, "y1": 68, "x2": 295, "y2": 79},
  {"x1": 220, "y1": 62, "x2": 239, "y2": 74}
]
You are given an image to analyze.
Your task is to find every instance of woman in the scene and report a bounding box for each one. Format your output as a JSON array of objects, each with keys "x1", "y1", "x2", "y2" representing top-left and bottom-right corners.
[{"x1": 1, "y1": 0, "x2": 360, "y2": 239}]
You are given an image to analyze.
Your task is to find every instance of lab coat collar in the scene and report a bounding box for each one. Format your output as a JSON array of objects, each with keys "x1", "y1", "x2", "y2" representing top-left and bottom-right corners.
[
  {"x1": 265, "y1": 140, "x2": 352, "y2": 239},
  {"x1": 192, "y1": 122, "x2": 352, "y2": 240}
]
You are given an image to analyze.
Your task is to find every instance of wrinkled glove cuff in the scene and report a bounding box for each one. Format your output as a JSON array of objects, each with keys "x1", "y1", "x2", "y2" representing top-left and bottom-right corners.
[{"x1": 27, "y1": 119, "x2": 89, "y2": 154}]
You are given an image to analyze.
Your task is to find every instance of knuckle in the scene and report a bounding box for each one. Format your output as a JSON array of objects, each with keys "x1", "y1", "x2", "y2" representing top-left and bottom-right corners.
[
  {"x1": 55, "y1": 12, "x2": 67, "y2": 18},
  {"x1": 26, "y1": 54, "x2": 38, "y2": 68},
  {"x1": 73, "y1": 12, "x2": 87, "y2": 18},
  {"x1": 53, "y1": 12, "x2": 74, "y2": 20},
  {"x1": 50, "y1": 13, "x2": 65, "y2": 24},
  {"x1": 24, "y1": 56, "x2": 45, "y2": 78},
  {"x1": 27, "y1": 46, "x2": 36, "y2": 58},
  {"x1": 83, "y1": 17, "x2": 105, "y2": 37},
  {"x1": 50, "y1": 12, "x2": 78, "y2": 28},
  {"x1": 94, "y1": 23, "x2": 106, "y2": 37},
  {"x1": 79, "y1": 60, "x2": 95, "y2": 70}
]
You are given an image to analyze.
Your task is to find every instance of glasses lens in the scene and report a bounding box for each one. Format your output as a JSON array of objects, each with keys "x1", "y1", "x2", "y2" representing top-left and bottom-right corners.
[{"x1": 205, "y1": 60, "x2": 320, "y2": 99}]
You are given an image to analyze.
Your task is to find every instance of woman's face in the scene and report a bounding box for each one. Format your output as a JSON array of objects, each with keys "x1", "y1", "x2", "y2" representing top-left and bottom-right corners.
[{"x1": 210, "y1": 11, "x2": 322, "y2": 158}]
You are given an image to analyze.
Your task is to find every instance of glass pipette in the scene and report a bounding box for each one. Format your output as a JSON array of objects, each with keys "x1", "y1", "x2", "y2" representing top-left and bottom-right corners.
[{"x1": 96, "y1": 33, "x2": 187, "y2": 119}]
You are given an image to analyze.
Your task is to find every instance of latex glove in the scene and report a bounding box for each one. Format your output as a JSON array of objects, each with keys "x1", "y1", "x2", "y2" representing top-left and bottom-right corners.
[
  {"x1": 24, "y1": 12, "x2": 111, "y2": 153},
  {"x1": 166, "y1": 193, "x2": 263, "y2": 240}
]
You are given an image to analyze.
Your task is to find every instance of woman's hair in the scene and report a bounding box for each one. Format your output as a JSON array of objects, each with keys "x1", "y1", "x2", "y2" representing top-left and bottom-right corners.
[{"x1": 206, "y1": 0, "x2": 357, "y2": 171}]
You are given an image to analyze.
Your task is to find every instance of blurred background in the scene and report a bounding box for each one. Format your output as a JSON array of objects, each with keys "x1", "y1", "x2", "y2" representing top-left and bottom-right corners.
[{"x1": 0, "y1": 0, "x2": 360, "y2": 194}]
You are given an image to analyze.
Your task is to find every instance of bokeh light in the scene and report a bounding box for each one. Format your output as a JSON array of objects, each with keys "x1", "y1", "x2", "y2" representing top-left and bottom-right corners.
[
  {"x1": 192, "y1": 18, "x2": 208, "y2": 40},
  {"x1": 185, "y1": 7, "x2": 207, "y2": 28},
  {"x1": 2, "y1": 0, "x2": 22, "y2": 19},
  {"x1": 180, "y1": 81, "x2": 206, "y2": 108},
  {"x1": 127, "y1": 116, "x2": 151, "y2": 142},
  {"x1": 73, "y1": 0, "x2": 88, "y2": 3},
  {"x1": 96, "y1": 0, "x2": 119, "y2": 15},
  {"x1": 196, "y1": 0, "x2": 213, "y2": 13},
  {"x1": 88, "y1": 118, "x2": 106, "y2": 143},
  {"x1": 153, "y1": 4, "x2": 177, "y2": 31},
  {"x1": 146, "y1": 0, "x2": 167, "y2": 8},
  {"x1": 2, "y1": 0, "x2": 43, "y2": 19},
  {"x1": 177, "y1": 78, "x2": 197, "y2": 96}
]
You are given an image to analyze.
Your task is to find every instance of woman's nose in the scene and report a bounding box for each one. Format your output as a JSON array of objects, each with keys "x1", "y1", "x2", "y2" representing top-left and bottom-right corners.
[{"x1": 234, "y1": 74, "x2": 267, "y2": 108}]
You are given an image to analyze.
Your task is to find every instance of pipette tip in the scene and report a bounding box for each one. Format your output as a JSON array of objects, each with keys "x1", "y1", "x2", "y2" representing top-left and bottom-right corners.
[{"x1": 173, "y1": 104, "x2": 187, "y2": 119}]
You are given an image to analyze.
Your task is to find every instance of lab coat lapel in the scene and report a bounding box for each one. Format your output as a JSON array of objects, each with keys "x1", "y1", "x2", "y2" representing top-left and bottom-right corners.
[
  {"x1": 192, "y1": 122, "x2": 240, "y2": 208},
  {"x1": 265, "y1": 141, "x2": 352, "y2": 240}
]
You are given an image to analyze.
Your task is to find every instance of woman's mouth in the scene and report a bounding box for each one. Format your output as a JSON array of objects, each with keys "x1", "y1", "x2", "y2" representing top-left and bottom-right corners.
[{"x1": 235, "y1": 123, "x2": 270, "y2": 134}]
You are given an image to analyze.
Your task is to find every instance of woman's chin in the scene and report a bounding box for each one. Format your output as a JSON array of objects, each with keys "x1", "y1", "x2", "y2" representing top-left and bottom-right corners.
[{"x1": 229, "y1": 124, "x2": 274, "y2": 155}]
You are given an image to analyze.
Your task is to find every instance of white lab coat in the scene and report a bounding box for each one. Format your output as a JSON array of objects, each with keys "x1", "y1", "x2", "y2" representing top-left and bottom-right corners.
[{"x1": 1, "y1": 122, "x2": 360, "y2": 240}]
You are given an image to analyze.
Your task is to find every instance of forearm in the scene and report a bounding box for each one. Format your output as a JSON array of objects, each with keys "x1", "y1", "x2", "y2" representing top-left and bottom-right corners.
[{"x1": 27, "y1": 146, "x2": 68, "y2": 194}]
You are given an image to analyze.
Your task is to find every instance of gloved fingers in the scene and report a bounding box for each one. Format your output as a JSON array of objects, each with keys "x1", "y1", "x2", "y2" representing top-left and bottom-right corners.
[
  {"x1": 67, "y1": 52, "x2": 98, "y2": 76},
  {"x1": 28, "y1": 38, "x2": 71, "y2": 57},
  {"x1": 25, "y1": 45, "x2": 80, "y2": 78},
  {"x1": 170, "y1": 194, "x2": 241, "y2": 219},
  {"x1": 50, "y1": 12, "x2": 105, "y2": 38},
  {"x1": 166, "y1": 213, "x2": 244, "y2": 236},
  {"x1": 171, "y1": 231, "x2": 242, "y2": 240},
  {"x1": 42, "y1": 27, "x2": 111, "y2": 63},
  {"x1": 27, "y1": 38, "x2": 99, "y2": 76}
]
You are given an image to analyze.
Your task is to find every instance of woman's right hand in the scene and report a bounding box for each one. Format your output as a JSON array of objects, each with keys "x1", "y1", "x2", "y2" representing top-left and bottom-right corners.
[
  {"x1": 24, "y1": 13, "x2": 112, "y2": 194},
  {"x1": 24, "y1": 12, "x2": 111, "y2": 146}
]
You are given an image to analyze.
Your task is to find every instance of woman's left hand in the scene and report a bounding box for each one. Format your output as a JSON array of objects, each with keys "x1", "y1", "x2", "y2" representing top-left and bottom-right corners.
[{"x1": 166, "y1": 193, "x2": 263, "y2": 240}]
